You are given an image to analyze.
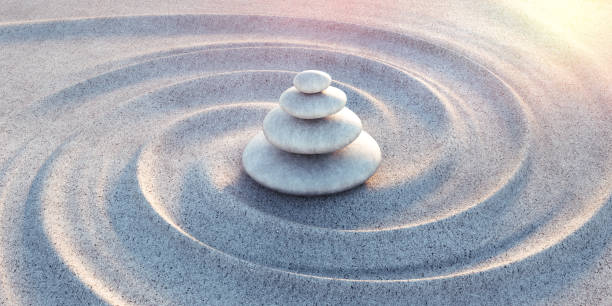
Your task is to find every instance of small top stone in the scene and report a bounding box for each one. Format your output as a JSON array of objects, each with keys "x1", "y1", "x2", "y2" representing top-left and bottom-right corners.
[{"x1": 293, "y1": 70, "x2": 332, "y2": 94}]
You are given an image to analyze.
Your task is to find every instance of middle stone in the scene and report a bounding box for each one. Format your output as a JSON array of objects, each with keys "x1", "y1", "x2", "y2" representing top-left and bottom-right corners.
[
  {"x1": 263, "y1": 106, "x2": 362, "y2": 154},
  {"x1": 279, "y1": 86, "x2": 347, "y2": 119}
]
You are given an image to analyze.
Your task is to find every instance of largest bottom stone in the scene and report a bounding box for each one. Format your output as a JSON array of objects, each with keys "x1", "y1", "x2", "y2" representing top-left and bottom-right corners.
[{"x1": 242, "y1": 131, "x2": 381, "y2": 196}]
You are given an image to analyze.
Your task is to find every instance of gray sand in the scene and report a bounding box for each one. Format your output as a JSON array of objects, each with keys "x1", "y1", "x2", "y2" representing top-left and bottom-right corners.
[{"x1": 0, "y1": 1, "x2": 611, "y2": 305}]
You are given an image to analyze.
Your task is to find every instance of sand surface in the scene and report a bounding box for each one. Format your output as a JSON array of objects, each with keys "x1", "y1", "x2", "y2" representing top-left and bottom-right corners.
[{"x1": 0, "y1": 1, "x2": 611, "y2": 305}]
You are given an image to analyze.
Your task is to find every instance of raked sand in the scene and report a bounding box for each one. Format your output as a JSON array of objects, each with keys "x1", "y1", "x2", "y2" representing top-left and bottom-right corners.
[{"x1": 0, "y1": 1, "x2": 611, "y2": 305}]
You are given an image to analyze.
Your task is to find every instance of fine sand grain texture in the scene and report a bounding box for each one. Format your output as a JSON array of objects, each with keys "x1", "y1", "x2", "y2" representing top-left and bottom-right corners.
[{"x1": 0, "y1": 1, "x2": 611, "y2": 305}]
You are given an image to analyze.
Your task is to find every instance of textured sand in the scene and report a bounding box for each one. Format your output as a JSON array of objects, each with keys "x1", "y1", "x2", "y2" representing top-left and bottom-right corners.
[{"x1": 0, "y1": 1, "x2": 611, "y2": 305}]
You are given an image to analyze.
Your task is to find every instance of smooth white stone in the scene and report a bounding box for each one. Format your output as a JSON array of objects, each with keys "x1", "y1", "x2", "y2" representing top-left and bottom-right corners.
[
  {"x1": 242, "y1": 131, "x2": 382, "y2": 196},
  {"x1": 293, "y1": 70, "x2": 332, "y2": 94},
  {"x1": 263, "y1": 106, "x2": 362, "y2": 154},
  {"x1": 279, "y1": 86, "x2": 347, "y2": 119}
]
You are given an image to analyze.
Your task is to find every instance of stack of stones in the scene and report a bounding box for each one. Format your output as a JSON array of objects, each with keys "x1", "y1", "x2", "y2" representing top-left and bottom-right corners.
[{"x1": 242, "y1": 70, "x2": 381, "y2": 196}]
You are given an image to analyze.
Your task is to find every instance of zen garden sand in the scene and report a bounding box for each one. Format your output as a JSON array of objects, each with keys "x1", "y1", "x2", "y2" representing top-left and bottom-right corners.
[{"x1": 0, "y1": 1, "x2": 610, "y2": 305}]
